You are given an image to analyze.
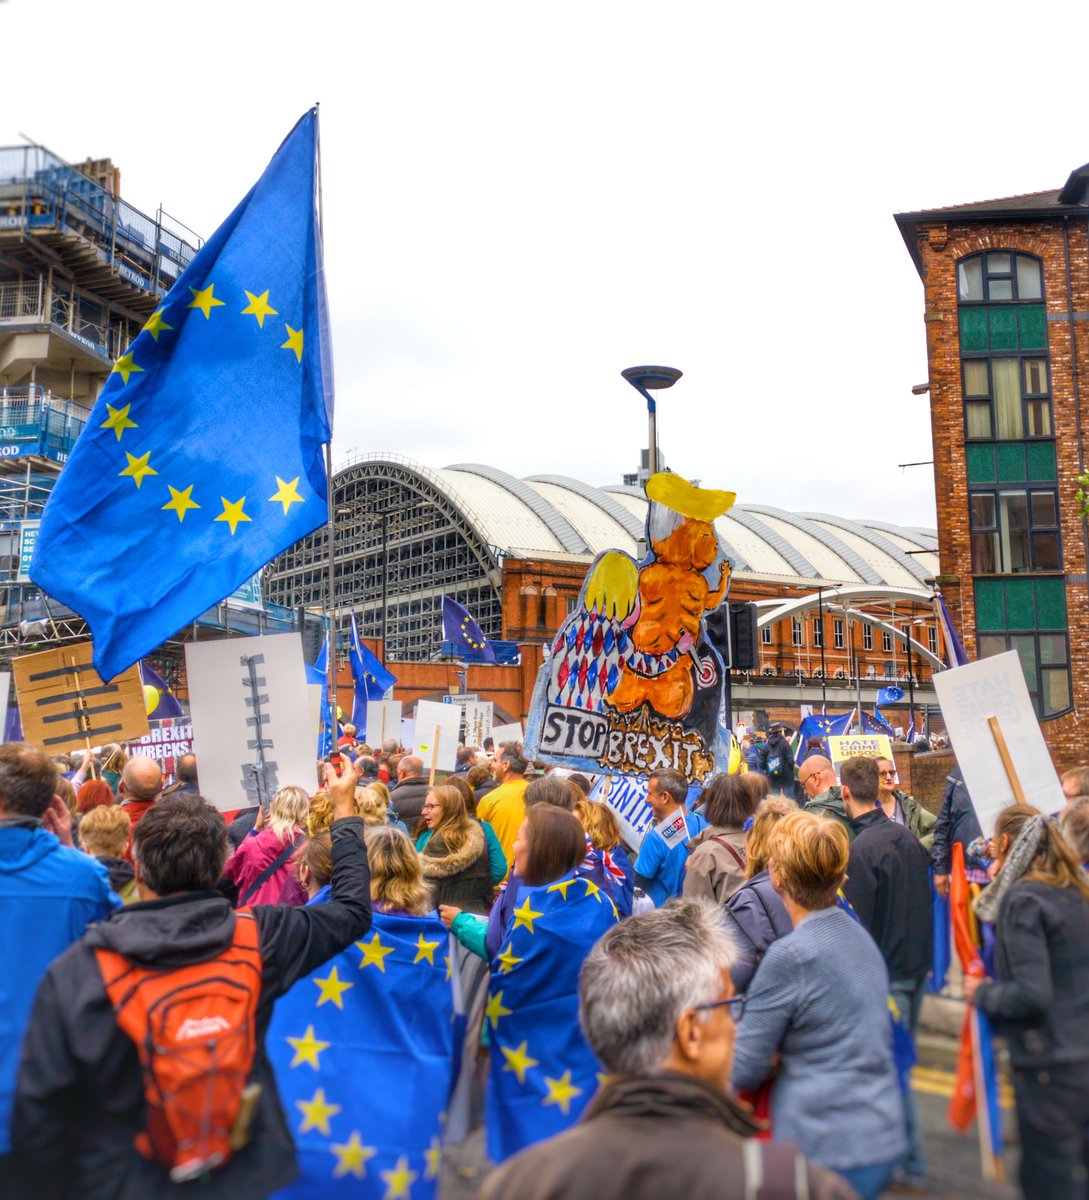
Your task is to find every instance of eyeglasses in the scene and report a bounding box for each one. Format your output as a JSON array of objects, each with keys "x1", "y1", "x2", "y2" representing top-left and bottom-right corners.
[
  {"x1": 694, "y1": 994, "x2": 747, "y2": 1021},
  {"x1": 421, "y1": 803, "x2": 440, "y2": 812},
  {"x1": 879, "y1": 770, "x2": 897, "y2": 778}
]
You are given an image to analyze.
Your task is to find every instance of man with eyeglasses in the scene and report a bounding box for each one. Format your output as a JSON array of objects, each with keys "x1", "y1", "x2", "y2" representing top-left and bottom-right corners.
[
  {"x1": 875, "y1": 757, "x2": 936, "y2": 849},
  {"x1": 481, "y1": 901, "x2": 854, "y2": 1200},
  {"x1": 797, "y1": 755, "x2": 853, "y2": 838}
]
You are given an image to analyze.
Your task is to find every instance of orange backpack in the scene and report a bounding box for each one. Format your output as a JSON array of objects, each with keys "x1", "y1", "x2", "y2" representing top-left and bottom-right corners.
[{"x1": 94, "y1": 908, "x2": 264, "y2": 1183}]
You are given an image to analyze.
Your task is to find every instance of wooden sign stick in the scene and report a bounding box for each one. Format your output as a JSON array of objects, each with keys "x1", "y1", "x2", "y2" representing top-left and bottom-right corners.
[
  {"x1": 429, "y1": 724, "x2": 441, "y2": 786},
  {"x1": 986, "y1": 715, "x2": 1027, "y2": 804}
]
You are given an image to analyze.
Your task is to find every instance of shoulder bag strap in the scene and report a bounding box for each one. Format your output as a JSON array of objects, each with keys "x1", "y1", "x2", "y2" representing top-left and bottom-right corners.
[
  {"x1": 239, "y1": 836, "x2": 300, "y2": 905},
  {"x1": 709, "y1": 835, "x2": 746, "y2": 870}
]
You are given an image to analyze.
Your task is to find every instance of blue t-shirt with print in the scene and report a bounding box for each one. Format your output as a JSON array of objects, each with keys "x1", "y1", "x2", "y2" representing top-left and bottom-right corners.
[{"x1": 633, "y1": 808, "x2": 708, "y2": 907}]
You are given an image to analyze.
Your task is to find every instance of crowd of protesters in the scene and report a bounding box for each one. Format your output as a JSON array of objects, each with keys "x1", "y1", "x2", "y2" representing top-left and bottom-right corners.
[{"x1": 2, "y1": 723, "x2": 1089, "y2": 1200}]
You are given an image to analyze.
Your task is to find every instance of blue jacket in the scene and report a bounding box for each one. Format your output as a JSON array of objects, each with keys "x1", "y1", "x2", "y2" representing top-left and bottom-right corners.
[
  {"x1": 0, "y1": 820, "x2": 119, "y2": 1153},
  {"x1": 930, "y1": 767, "x2": 983, "y2": 875}
]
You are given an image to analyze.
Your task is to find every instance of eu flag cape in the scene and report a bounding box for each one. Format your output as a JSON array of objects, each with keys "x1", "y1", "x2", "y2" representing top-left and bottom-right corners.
[
  {"x1": 267, "y1": 906, "x2": 455, "y2": 1199},
  {"x1": 31, "y1": 109, "x2": 333, "y2": 681},
  {"x1": 485, "y1": 869, "x2": 619, "y2": 1162}
]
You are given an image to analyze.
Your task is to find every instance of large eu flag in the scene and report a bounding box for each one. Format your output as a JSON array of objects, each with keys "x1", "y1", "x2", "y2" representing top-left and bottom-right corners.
[
  {"x1": 485, "y1": 870, "x2": 619, "y2": 1162},
  {"x1": 31, "y1": 110, "x2": 333, "y2": 681},
  {"x1": 441, "y1": 596, "x2": 496, "y2": 663},
  {"x1": 267, "y1": 907, "x2": 456, "y2": 1199}
]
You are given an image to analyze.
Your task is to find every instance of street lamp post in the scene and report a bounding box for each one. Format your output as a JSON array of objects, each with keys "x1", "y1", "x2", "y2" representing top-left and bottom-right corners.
[{"x1": 621, "y1": 365, "x2": 683, "y2": 477}]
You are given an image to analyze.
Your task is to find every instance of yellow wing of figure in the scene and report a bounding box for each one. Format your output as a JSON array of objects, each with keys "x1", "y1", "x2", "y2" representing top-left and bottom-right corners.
[{"x1": 582, "y1": 551, "x2": 639, "y2": 621}]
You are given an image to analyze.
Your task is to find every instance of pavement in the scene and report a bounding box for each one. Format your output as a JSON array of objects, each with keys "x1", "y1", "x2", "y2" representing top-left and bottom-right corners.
[{"x1": 442, "y1": 993, "x2": 1021, "y2": 1200}]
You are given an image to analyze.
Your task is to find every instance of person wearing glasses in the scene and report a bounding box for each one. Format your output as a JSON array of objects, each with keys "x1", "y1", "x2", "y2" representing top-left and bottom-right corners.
[
  {"x1": 796, "y1": 755, "x2": 853, "y2": 838},
  {"x1": 481, "y1": 901, "x2": 855, "y2": 1200},
  {"x1": 874, "y1": 757, "x2": 936, "y2": 849},
  {"x1": 732, "y1": 809, "x2": 905, "y2": 1200}
]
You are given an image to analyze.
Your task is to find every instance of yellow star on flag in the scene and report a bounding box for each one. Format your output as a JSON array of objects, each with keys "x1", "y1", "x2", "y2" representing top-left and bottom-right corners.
[
  {"x1": 500, "y1": 1040, "x2": 538, "y2": 1085},
  {"x1": 542, "y1": 1069, "x2": 583, "y2": 1116},
  {"x1": 119, "y1": 451, "x2": 157, "y2": 489},
  {"x1": 142, "y1": 308, "x2": 173, "y2": 342},
  {"x1": 583, "y1": 879, "x2": 603, "y2": 902},
  {"x1": 512, "y1": 896, "x2": 543, "y2": 933},
  {"x1": 547, "y1": 878, "x2": 576, "y2": 900},
  {"x1": 331, "y1": 1130, "x2": 378, "y2": 1180},
  {"x1": 268, "y1": 475, "x2": 304, "y2": 514},
  {"x1": 281, "y1": 324, "x2": 304, "y2": 362},
  {"x1": 296, "y1": 1086, "x2": 341, "y2": 1136},
  {"x1": 100, "y1": 403, "x2": 137, "y2": 441},
  {"x1": 496, "y1": 943, "x2": 523, "y2": 974},
  {"x1": 380, "y1": 1155, "x2": 418, "y2": 1200},
  {"x1": 313, "y1": 965, "x2": 353, "y2": 1009},
  {"x1": 424, "y1": 1135, "x2": 442, "y2": 1180},
  {"x1": 484, "y1": 990, "x2": 512, "y2": 1029},
  {"x1": 356, "y1": 932, "x2": 396, "y2": 973},
  {"x1": 444, "y1": 954, "x2": 452, "y2": 982},
  {"x1": 241, "y1": 289, "x2": 279, "y2": 328},
  {"x1": 188, "y1": 283, "x2": 226, "y2": 319},
  {"x1": 111, "y1": 352, "x2": 144, "y2": 386},
  {"x1": 162, "y1": 485, "x2": 200, "y2": 523},
  {"x1": 286, "y1": 1024, "x2": 330, "y2": 1070},
  {"x1": 214, "y1": 496, "x2": 252, "y2": 536},
  {"x1": 414, "y1": 931, "x2": 442, "y2": 966}
]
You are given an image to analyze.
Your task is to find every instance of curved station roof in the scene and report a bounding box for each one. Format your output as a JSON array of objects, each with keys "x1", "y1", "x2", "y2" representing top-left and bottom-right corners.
[{"x1": 339, "y1": 455, "x2": 939, "y2": 589}]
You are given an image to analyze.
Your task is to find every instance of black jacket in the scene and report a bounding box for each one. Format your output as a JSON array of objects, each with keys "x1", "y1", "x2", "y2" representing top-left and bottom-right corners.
[
  {"x1": 481, "y1": 1073, "x2": 856, "y2": 1200},
  {"x1": 843, "y1": 807, "x2": 932, "y2": 983},
  {"x1": 389, "y1": 776, "x2": 430, "y2": 832},
  {"x1": 930, "y1": 767, "x2": 982, "y2": 874},
  {"x1": 760, "y1": 734, "x2": 794, "y2": 779},
  {"x1": 12, "y1": 817, "x2": 372, "y2": 1200},
  {"x1": 724, "y1": 869, "x2": 793, "y2": 992},
  {"x1": 975, "y1": 880, "x2": 1089, "y2": 1070}
]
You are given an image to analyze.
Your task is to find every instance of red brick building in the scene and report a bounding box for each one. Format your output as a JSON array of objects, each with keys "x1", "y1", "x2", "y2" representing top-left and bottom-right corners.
[{"x1": 897, "y1": 168, "x2": 1089, "y2": 769}]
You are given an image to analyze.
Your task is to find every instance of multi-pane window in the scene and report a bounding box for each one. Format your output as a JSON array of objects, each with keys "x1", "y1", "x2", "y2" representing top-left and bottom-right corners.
[
  {"x1": 812, "y1": 617, "x2": 823, "y2": 648},
  {"x1": 791, "y1": 616, "x2": 803, "y2": 646},
  {"x1": 863, "y1": 625, "x2": 873, "y2": 651},
  {"x1": 927, "y1": 625, "x2": 938, "y2": 655},
  {"x1": 882, "y1": 630, "x2": 893, "y2": 653},
  {"x1": 958, "y1": 252, "x2": 1051, "y2": 442},
  {"x1": 969, "y1": 488, "x2": 1061, "y2": 573},
  {"x1": 833, "y1": 619, "x2": 844, "y2": 649},
  {"x1": 760, "y1": 624, "x2": 772, "y2": 644}
]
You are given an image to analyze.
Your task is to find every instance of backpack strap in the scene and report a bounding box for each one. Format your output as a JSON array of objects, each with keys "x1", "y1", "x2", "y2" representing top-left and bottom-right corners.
[
  {"x1": 709, "y1": 835, "x2": 746, "y2": 870},
  {"x1": 239, "y1": 836, "x2": 300, "y2": 905}
]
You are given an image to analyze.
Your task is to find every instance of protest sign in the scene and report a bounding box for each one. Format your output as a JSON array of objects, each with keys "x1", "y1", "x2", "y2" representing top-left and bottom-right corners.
[
  {"x1": 401, "y1": 717, "x2": 416, "y2": 752},
  {"x1": 588, "y1": 774, "x2": 654, "y2": 848},
  {"x1": 491, "y1": 721, "x2": 524, "y2": 748},
  {"x1": 126, "y1": 717, "x2": 195, "y2": 776},
  {"x1": 653, "y1": 808, "x2": 691, "y2": 850},
  {"x1": 13, "y1": 642, "x2": 147, "y2": 754},
  {"x1": 366, "y1": 699, "x2": 403, "y2": 749},
  {"x1": 463, "y1": 700, "x2": 493, "y2": 748},
  {"x1": 414, "y1": 700, "x2": 460, "y2": 779},
  {"x1": 827, "y1": 733, "x2": 893, "y2": 775},
  {"x1": 185, "y1": 633, "x2": 315, "y2": 812},
  {"x1": 933, "y1": 651, "x2": 1064, "y2": 837},
  {"x1": 524, "y1": 472, "x2": 737, "y2": 783}
]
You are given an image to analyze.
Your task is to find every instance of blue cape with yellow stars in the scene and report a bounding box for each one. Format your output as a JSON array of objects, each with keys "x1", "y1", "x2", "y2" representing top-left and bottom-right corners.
[{"x1": 484, "y1": 868, "x2": 619, "y2": 1162}]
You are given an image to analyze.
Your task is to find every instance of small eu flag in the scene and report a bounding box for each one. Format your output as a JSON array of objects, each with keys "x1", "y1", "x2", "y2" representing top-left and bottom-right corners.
[
  {"x1": 139, "y1": 661, "x2": 184, "y2": 720},
  {"x1": 441, "y1": 596, "x2": 496, "y2": 663},
  {"x1": 349, "y1": 615, "x2": 397, "y2": 729},
  {"x1": 485, "y1": 870, "x2": 619, "y2": 1162},
  {"x1": 30, "y1": 109, "x2": 333, "y2": 681}
]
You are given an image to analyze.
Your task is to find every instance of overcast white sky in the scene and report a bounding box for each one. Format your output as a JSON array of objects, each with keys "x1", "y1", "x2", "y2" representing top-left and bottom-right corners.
[{"x1": 3, "y1": 0, "x2": 1087, "y2": 529}]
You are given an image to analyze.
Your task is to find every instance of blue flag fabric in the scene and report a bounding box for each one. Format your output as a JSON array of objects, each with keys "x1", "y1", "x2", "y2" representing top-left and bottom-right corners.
[
  {"x1": 139, "y1": 661, "x2": 183, "y2": 720},
  {"x1": 795, "y1": 711, "x2": 855, "y2": 764},
  {"x1": 485, "y1": 870, "x2": 619, "y2": 1162},
  {"x1": 267, "y1": 906, "x2": 455, "y2": 1199},
  {"x1": 928, "y1": 870, "x2": 951, "y2": 994},
  {"x1": 877, "y1": 685, "x2": 905, "y2": 707},
  {"x1": 304, "y1": 637, "x2": 334, "y2": 758},
  {"x1": 441, "y1": 596, "x2": 496, "y2": 663},
  {"x1": 935, "y1": 589, "x2": 970, "y2": 668},
  {"x1": 30, "y1": 110, "x2": 332, "y2": 681},
  {"x1": 350, "y1": 616, "x2": 397, "y2": 730},
  {"x1": 862, "y1": 710, "x2": 897, "y2": 738}
]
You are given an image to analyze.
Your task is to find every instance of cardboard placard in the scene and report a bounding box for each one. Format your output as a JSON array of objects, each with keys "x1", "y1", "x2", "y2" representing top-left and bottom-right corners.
[
  {"x1": 185, "y1": 633, "x2": 316, "y2": 812},
  {"x1": 13, "y1": 642, "x2": 148, "y2": 754},
  {"x1": 933, "y1": 651, "x2": 1064, "y2": 837},
  {"x1": 827, "y1": 733, "x2": 893, "y2": 775},
  {"x1": 366, "y1": 700, "x2": 403, "y2": 749},
  {"x1": 462, "y1": 700, "x2": 493, "y2": 748},
  {"x1": 490, "y1": 721, "x2": 524, "y2": 749},
  {"x1": 414, "y1": 700, "x2": 461, "y2": 774}
]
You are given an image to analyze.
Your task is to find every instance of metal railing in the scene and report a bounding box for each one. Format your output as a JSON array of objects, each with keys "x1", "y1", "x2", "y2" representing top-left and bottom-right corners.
[{"x1": 0, "y1": 279, "x2": 135, "y2": 361}]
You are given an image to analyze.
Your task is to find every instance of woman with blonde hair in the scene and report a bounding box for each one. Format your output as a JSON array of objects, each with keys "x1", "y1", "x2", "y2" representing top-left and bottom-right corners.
[
  {"x1": 416, "y1": 784, "x2": 491, "y2": 912},
  {"x1": 224, "y1": 783, "x2": 310, "y2": 906},
  {"x1": 732, "y1": 810, "x2": 905, "y2": 1199},
  {"x1": 722, "y1": 797, "x2": 796, "y2": 990},
  {"x1": 573, "y1": 798, "x2": 634, "y2": 914},
  {"x1": 965, "y1": 804, "x2": 1089, "y2": 1199},
  {"x1": 270, "y1": 825, "x2": 454, "y2": 1195}
]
